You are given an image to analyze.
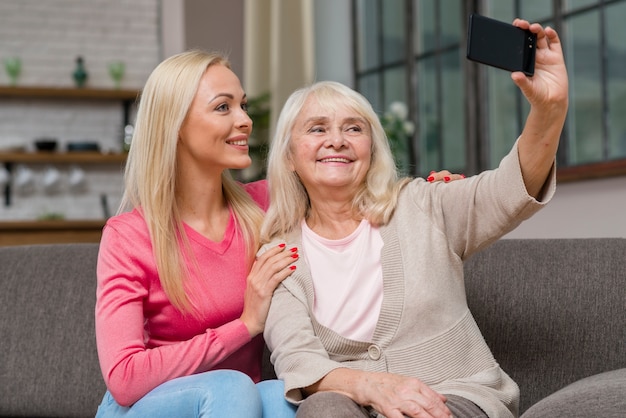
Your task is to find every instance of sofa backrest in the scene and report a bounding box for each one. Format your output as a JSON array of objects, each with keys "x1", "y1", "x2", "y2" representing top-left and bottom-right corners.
[
  {"x1": 464, "y1": 238, "x2": 626, "y2": 414},
  {"x1": 1, "y1": 239, "x2": 624, "y2": 417},
  {"x1": 0, "y1": 243, "x2": 105, "y2": 418}
]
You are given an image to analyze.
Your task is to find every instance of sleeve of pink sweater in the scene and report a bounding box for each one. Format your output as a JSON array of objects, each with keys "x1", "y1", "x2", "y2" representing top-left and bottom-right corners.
[{"x1": 95, "y1": 214, "x2": 254, "y2": 407}]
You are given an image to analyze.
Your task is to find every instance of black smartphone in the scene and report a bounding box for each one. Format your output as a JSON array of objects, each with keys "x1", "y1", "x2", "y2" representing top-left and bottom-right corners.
[{"x1": 466, "y1": 13, "x2": 537, "y2": 76}]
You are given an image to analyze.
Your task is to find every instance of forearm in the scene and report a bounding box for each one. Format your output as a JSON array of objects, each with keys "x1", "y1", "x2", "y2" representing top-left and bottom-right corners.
[
  {"x1": 304, "y1": 368, "x2": 373, "y2": 405},
  {"x1": 517, "y1": 103, "x2": 566, "y2": 198}
]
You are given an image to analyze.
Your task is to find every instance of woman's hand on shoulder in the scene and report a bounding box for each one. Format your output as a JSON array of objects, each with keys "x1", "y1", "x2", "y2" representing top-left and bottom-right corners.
[
  {"x1": 240, "y1": 243, "x2": 298, "y2": 337},
  {"x1": 426, "y1": 170, "x2": 466, "y2": 183}
]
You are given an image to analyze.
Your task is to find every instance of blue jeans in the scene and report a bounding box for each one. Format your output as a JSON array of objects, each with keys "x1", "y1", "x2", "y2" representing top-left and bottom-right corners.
[{"x1": 95, "y1": 370, "x2": 297, "y2": 417}]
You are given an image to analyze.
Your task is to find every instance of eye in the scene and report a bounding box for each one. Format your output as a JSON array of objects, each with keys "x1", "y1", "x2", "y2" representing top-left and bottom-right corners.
[
  {"x1": 347, "y1": 124, "x2": 363, "y2": 133},
  {"x1": 308, "y1": 125, "x2": 326, "y2": 133},
  {"x1": 216, "y1": 102, "x2": 230, "y2": 112},
  {"x1": 241, "y1": 102, "x2": 249, "y2": 113}
]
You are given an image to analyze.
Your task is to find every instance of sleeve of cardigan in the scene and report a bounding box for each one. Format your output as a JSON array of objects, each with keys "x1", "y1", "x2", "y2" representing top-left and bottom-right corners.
[
  {"x1": 95, "y1": 221, "x2": 253, "y2": 407},
  {"x1": 406, "y1": 140, "x2": 556, "y2": 259},
  {"x1": 262, "y1": 257, "x2": 344, "y2": 404}
]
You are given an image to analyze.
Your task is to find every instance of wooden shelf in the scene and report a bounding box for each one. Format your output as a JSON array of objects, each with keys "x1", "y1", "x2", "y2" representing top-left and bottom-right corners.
[
  {"x1": 0, "y1": 220, "x2": 106, "y2": 246},
  {"x1": 0, "y1": 86, "x2": 140, "y2": 101},
  {"x1": 0, "y1": 151, "x2": 127, "y2": 164}
]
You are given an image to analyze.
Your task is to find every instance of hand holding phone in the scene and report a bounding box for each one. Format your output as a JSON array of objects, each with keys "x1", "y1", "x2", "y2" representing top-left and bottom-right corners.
[{"x1": 466, "y1": 14, "x2": 537, "y2": 76}]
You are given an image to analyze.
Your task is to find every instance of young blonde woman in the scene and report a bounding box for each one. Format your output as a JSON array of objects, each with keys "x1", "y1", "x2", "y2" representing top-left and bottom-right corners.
[{"x1": 94, "y1": 50, "x2": 298, "y2": 417}]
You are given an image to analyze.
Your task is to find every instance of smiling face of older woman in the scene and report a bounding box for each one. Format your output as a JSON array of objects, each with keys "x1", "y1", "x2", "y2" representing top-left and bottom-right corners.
[{"x1": 288, "y1": 96, "x2": 373, "y2": 203}]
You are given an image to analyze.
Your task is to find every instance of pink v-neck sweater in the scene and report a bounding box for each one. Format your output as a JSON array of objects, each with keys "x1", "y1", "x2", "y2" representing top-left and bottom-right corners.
[{"x1": 95, "y1": 180, "x2": 269, "y2": 406}]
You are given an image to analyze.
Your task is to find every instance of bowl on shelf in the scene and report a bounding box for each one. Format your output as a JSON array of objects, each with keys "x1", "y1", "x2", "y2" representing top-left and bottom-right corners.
[
  {"x1": 67, "y1": 141, "x2": 100, "y2": 152},
  {"x1": 34, "y1": 138, "x2": 58, "y2": 152}
]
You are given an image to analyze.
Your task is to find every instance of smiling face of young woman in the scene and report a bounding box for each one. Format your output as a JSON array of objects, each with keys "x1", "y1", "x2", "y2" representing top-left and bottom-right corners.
[
  {"x1": 177, "y1": 64, "x2": 253, "y2": 174},
  {"x1": 288, "y1": 96, "x2": 372, "y2": 199}
]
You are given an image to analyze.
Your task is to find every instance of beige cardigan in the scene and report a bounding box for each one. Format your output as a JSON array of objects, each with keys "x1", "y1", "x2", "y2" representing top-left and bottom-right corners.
[{"x1": 262, "y1": 143, "x2": 555, "y2": 418}]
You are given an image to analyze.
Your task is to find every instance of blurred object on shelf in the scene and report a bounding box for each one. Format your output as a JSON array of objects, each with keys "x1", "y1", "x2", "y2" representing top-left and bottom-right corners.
[
  {"x1": 123, "y1": 124, "x2": 134, "y2": 151},
  {"x1": 42, "y1": 165, "x2": 62, "y2": 194},
  {"x1": 4, "y1": 56, "x2": 21, "y2": 86},
  {"x1": 68, "y1": 165, "x2": 87, "y2": 192},
  {"x1": 108, "y1": 61, "x2": 125, "y2": 89},
  {"x1": 73, "y1": 56, "x2": 88, "y2": 88},
  {"x1": 34, "y1": 138, "x2": 58, "y2": 152},
  {"x1": 0, "y1": 164, "x2": 9, "y2": 187},
  {"x1": 67, "y1": 141, "x2": 99, "y2": 152},
  {"x1": 13, "y1": 164, "x2": 35, "y2": 195}
]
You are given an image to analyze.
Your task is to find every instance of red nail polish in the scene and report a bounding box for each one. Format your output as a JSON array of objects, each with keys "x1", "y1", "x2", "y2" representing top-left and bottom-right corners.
[
  {"x1": 290, "y1": 247, "x2": 298, "y2": 252},
  {"x1": 291, "y1": 254, "x2": 299, "y2": 258},
  {"x1": 461, "y1": 174, "x2": 466, "y2": 178},
  {"x1": 290, "y1": 265, "x2": 297, "y2": 270},
  {"x1": 278, "y1": 243, "x2": 286, "y2": 248},
  {"x1": 427, "y1": 176, "x2": 434, "y2": 182},
  {"x1": 444, "y1": 176, "x2": 450, "y2": 182}
]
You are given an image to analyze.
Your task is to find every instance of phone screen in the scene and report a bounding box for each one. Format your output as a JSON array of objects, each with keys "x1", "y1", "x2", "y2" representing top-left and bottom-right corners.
[{"x1": 466, "y1": 14, "x2": 537, "y2": 76}]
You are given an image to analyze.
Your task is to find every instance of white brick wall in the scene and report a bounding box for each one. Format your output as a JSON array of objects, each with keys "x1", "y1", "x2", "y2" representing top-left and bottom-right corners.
[{"x1": 0, "y1": 0, "x2": 161, "y2": 220}]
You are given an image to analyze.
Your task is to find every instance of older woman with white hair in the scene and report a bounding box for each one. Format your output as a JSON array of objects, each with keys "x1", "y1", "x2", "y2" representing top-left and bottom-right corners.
[{"x1": 260, "y1": 19, "x2": 568, "y2": 418}]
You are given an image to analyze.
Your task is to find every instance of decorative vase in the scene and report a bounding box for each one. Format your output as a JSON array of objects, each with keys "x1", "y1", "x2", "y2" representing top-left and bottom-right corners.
[
  {"x1": 4, "y1": 57, "x2": 21, "y2": 86},
  {"x1": 73, "y1": 56, "x2": 88, "y2": 88}
]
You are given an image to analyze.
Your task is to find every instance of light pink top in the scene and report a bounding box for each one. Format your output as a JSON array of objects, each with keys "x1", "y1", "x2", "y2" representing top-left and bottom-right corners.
[{"x1": 302, "y1": 219, "x2": 383, "y2": 341}]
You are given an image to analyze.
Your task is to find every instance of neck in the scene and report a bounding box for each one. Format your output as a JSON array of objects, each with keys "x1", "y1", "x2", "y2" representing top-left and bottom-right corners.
[
  {"x1": 307, "y1": 200, "x2": 362, "y2": 240},
  {"x1": 176, "y1": 169, "x2": 230, "y2": 241}
]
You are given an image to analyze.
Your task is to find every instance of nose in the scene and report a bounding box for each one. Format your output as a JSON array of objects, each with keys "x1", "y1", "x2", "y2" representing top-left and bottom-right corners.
[
  {"x1": 325, "y1": 129, "x2": 347, "y2": 149},
  {"x1": 236, "y1": 107, "x2": 253, "y2": 131}
]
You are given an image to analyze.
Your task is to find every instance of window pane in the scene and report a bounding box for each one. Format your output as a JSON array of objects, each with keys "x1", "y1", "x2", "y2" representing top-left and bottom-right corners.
[
  {"x1": 382, "y1": 0, "x2": 406, "y2": 64},
  {"x1": 413, "y1": 0, "x2": 435, "y2": 55},
  {"x1": 564, "y1": 11, "x2": 604, "y2": 164},
  {"x1": 606, "y1": 2, "x2": 626, "y2": 159},
  {"x1": 520, "y1": 0, "x2": 552, "y2": 22},
  {"x1": 564, "y1": 0, "x2": 599, "y2": 12},
  {"x1": 359, "y1": 74, "x2": 381, "y2": 114},
  {"x1": 417, "y1": 57, "x2": 439, "y2": 171},
  {"x1": 487, "y1": 68, "x2": 521, "y2": 168},
  {"x1": 441, "y1": 50, "x2": 465, "y2": 171},
  {"x1": 440, "y1": 0, "x2": 462, "y2": 47},
  {"x1": 355, "y1": 0, "x2": 380, "y2": 71},
  {"x1": 484, "y1": 0, "x2": 514, "y2": 22},
  {"x1": 383, "y1": 66, "x2": 408, "y2": 108}
]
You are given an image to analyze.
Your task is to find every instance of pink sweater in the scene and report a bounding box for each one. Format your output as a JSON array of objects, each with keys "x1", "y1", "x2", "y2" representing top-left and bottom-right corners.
[{"x1": 95, "y1": 180, "x2": 269, "y2": 406}]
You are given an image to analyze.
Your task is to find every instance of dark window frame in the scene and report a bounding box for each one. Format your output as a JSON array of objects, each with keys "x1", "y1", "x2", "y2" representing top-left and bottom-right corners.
[{"x1": 351, "y1": 0, "x2": 626, "y2": 182}]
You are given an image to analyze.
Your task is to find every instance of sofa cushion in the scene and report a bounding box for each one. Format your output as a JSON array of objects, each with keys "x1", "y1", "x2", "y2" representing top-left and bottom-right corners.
[
  {"x1": 0, "y1": 243, "x2": 105, "y2": 417},
  {"x1": 520, "y1": 368, "x2": 626, "y2": 418},
  {"x1": 464, "y1": 238, "x2": 626, "y2": 413}
]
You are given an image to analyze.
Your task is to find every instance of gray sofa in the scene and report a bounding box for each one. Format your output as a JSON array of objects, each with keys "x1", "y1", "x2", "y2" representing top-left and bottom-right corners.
[{"x1": 0, "y1": 239, "x2": 624, "y2": 417}]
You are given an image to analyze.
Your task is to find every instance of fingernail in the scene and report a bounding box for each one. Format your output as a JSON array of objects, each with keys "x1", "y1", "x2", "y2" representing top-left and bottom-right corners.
[
  {"x1": 291, "y1": 254, "x2": 299, "y2": 259},
  {"x1": 461, "y1": 174, "x2": 466, "y2": 178},
  {"x1": 278, "y1": 243, "x2": 286, "y2": 248},
  {"x1": 290, "y1": 265, "x2": 297, "y2": 270},
  {"x1": 290, "y1": 247, "x2": 298, "y2": 252},
  {"x1": 427, "y1": 176, "x2": 434, "y2": 182},
  {"x1": 444, "y1": 176, "x2": 450, "y2": 182}
]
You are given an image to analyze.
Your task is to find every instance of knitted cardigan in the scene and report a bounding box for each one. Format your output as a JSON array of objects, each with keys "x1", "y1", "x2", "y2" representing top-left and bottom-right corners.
[{"x1": 262, "y1": 143, "x2": 556, "y2": 418}]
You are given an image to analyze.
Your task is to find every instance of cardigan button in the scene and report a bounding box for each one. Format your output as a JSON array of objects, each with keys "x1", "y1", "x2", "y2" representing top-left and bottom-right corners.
[{"x1": 367, "y1": 344, "x2": 381, "y2": 360}]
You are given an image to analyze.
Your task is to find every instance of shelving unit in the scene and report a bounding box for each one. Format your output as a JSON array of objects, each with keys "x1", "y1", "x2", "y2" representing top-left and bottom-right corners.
[
  {"x1": 0, "y1": 85, "x2": 140, "y2": 126},
  {"x1": 0, "y1": 151, "x2": 127, "y2": 164},
  {"x1": 0, "y1": 86, "x2": 137, "y2": 208}
]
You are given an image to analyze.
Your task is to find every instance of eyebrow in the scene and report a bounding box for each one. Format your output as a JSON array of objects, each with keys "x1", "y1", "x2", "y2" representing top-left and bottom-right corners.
[
  {"x1": 302, "y1": 116, "x2": 366, "y2": 125},
  {"x1": 208, "y1": 92, "x2": 247, "y2": 103}
]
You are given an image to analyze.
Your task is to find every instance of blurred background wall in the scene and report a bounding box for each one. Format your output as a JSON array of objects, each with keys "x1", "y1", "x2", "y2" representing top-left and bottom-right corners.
[{"x1": 0, "y1": 0, "x2": 623, "y2": 238}]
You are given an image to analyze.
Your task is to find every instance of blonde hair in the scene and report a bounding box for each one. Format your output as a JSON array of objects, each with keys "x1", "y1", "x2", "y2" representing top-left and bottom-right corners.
[
  {"x1": 120, "y1": 50, "x2": 264, "y2": 314},
  {"x1": 260, "y1": 81, "x2": 410, "y2": 242}
]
